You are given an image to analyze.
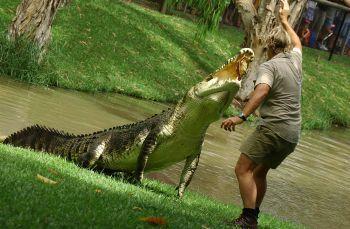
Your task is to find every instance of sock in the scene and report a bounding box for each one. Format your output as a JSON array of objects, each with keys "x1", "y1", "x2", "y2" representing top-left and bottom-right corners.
[
  {"x1": 255, "y1": 207, "x2": 260, "y2": 218},
  {"x1": 242, "y1": 208, "x2": 256, "y2": 219}
]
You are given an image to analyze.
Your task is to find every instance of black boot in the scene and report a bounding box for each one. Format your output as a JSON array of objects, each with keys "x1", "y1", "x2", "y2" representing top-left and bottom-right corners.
[{"x1": 232, "y1": 208, "x2": 258, "y2": 229}]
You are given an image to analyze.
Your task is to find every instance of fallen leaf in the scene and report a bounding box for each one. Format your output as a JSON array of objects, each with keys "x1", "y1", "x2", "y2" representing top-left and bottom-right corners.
[
  {"x1": 139, "y1": 217, "x2": 166, "y2": 225},
  {"x1": 95, "y1": 189, "x2": 102, "y2": 193},
  {"x1": 36, "y1": 174, "x2": 57, "y2": 185},
  {"x1": 48, "y1": 168, "x2": 59, "y2": 176},
  {"x1": 201, "y1": 225, "x2": 211, "y2": 229},
  {"x1": 132, "y1": 206, "x2": 143, "y2": 211},
  {"x1": 79, "y1": 40, "x2": 88, "y2": 46}
]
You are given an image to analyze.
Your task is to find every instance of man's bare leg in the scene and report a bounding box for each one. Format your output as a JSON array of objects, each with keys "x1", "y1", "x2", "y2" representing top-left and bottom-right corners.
[
  {"x1": 253, "y1": 164, "x2": 270, "y2": 208},
  {"x1": 235, "y1": 153, "x2": 258, "y2": 208}
]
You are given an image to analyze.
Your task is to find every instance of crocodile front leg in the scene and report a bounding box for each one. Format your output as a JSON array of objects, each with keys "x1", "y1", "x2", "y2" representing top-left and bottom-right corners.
[
  {"x1": 177, "y1": 153, "x2": 200, "y2": 198},
  {"x1": 133, "y1": 131, "x2": 158, "y2": 184}
]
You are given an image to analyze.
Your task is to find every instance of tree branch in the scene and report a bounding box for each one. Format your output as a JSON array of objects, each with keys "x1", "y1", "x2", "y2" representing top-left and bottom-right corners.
[
  {"x1": 235, "y1": 0, "x2": 257, "y2": 32},
  {"x1": 289, "y1": 0, "x2": 308, "y2": 26}
]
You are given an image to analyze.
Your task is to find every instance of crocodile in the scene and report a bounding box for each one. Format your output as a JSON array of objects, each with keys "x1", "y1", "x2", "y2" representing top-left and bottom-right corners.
[{"x1": 3, "y1": 48, "x2": 254, "y2": 197}]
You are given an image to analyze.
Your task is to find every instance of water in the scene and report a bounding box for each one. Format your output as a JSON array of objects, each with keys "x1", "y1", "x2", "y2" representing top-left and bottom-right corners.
[{"x1": 0, "y1": 77, "x2": 349, "y2": 228}]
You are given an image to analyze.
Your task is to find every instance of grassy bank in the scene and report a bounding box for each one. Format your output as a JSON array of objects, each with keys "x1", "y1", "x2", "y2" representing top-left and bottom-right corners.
[
  {"x1": 0, "y1": 0, "x2": 349, "y2": 129},
  {"x1": 0, "y1": 144, "x2": 304, "y2": 228}
]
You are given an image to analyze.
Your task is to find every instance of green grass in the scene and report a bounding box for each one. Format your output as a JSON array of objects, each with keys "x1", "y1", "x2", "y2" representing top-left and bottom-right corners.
[
  {"x1": 0, "y1": 0, "x2": 349, "y2": 129},
  {"x1": 0, "y1": 34, "x2": 59, "y2": 85},
  {"x1": 301, "y1": 48, "x2": 350, "y2": 129},
  {"x1": 0, "y1": 144, "x2": 304, "y2": 228}
]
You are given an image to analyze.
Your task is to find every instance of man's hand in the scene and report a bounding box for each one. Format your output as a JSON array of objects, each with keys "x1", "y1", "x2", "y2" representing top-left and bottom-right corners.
[
  {"x1": 278, "y1": 0, "x2": 302, "y2": 50},
  {"x1": 279, "y1": 0, "x2": 290, "y2": 23},
  {"x1": 221, "y1": 116, "x2": 244, "y2": 132}
]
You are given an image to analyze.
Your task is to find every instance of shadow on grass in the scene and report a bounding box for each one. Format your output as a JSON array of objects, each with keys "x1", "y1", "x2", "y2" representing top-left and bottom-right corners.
[{"x1": 120, "y1": 2, "x2": 216, "y2": 73}]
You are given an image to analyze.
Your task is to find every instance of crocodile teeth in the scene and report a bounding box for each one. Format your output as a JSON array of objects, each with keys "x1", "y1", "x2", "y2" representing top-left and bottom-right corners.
[{"x1": 240, "y1": 48, "x2": 255, "y2": 58}]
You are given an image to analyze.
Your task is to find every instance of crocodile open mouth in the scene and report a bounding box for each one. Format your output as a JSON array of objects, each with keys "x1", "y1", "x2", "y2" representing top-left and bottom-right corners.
[
  {"x1": 236, "y1": 48, "x2": 254, "y2": 80},
  {"x1": 237, "y1": 60, "x2": 248, "y2": 81},
  {"x1": 212, "y1": 48, "x2": 254, "y2": 82}
]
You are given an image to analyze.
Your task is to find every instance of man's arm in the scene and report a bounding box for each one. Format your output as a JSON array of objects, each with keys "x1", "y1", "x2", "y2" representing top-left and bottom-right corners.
[
  {"x1": 221, "y1": 84, "x2": 270, "y2": 131},
  {"x1": 242, "y1": 84, "x2": 270, "y2": 117},
  {"x1": 279, "y1": 0, "x2": 302, "y2": 50}
]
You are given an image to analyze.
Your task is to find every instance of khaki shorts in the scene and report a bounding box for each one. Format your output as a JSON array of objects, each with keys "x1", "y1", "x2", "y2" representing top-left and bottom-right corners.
[{"x1": 239, "y1": 125, "x2": 297, "y2": 169}]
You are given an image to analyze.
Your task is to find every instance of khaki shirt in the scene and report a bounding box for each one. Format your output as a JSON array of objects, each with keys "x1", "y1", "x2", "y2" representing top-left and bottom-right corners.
[{"x1": 255, "y1": 48, "x2": 302, "y2": 143}]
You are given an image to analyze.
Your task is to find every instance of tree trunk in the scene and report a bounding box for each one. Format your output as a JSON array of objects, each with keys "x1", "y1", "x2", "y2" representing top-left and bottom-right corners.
[
  {"x1": 8, "y1": 0, "x2": 64, "y2": 50},
  {"x1": 222, "y1": 1, "x2": 236, "y2": 25},
  {"x1": 235, "y1": 0, "x2": 307, "y2": 101},
  {"x1": 160, "y1": 0, "x2": 168, "y2": 13}
]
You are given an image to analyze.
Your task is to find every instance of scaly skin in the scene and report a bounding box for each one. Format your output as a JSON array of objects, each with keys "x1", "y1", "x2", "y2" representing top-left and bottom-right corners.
[{"x1": 3, "y1": 48, "x2": 254, "y2": 197}]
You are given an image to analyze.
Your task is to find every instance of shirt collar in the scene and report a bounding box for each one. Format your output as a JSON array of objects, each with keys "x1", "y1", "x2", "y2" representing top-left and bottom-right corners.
[{"x1": 271, "y1": 52, "x2": 290, "y2": 60}]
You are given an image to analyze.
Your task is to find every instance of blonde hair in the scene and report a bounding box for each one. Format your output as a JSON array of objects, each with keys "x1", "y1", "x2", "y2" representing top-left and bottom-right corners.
[{"x1": 267, "y1": 26, "x2": 291, "y2": 54}]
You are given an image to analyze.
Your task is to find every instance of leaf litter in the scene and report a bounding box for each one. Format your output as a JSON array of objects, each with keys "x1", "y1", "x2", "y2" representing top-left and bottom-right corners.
[
  {"x1": 36, "y1": 174, "x2": 58, "y2": 185},
  {"x1": 139, "y1": 217, "x2": 167, "y2": 226}
]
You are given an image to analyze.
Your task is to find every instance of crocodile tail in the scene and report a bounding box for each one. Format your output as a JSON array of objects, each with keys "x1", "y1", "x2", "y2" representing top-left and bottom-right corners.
[{"x1": 3, "y1": 125, "x2": 75, "y2": 154}]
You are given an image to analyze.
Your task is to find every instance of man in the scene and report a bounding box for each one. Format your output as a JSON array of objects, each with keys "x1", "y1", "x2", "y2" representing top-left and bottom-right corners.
[{"x1": 221, "y1": 0, "x2": 302, "y2": 228}]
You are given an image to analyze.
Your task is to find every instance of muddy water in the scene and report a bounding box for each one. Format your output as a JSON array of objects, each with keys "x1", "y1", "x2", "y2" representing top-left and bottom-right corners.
[{"x1": 0, "y1": 77, "x2": 349, "y2": 229}]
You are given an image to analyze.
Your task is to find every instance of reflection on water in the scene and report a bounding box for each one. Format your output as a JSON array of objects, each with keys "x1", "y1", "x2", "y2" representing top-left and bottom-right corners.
[{"x1": 0, "y1": 76, "x2": 349, "y2": 229}]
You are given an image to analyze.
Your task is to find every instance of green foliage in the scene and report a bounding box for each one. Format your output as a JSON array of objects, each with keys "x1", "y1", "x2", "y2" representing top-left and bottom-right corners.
[
  {"x1": 0, "y1": 34, "x2": 40, "y2": 81},
  {"x1": 0, "y1": 34, "x2": 58, "y2": 86},
  {"x1": 169, "y1": 0, "x2": 231, "y2": 34},
  {"x1": 0, "y1": 144, "x2": 305, "y2": 228},
  {"x1": 223, "y1": 105, "x2": 238, "y2": 117}
]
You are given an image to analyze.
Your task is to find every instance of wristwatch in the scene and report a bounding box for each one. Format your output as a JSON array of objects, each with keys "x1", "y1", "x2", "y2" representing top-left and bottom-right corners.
[{"x1": 238, "y1": 112, "x2": 247, "y2": 121}]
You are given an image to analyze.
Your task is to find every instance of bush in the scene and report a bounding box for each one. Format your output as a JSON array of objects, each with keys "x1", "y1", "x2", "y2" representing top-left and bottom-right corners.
[{"x1": 0, "y1": 33, "x2": 57, "y2": 86}]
